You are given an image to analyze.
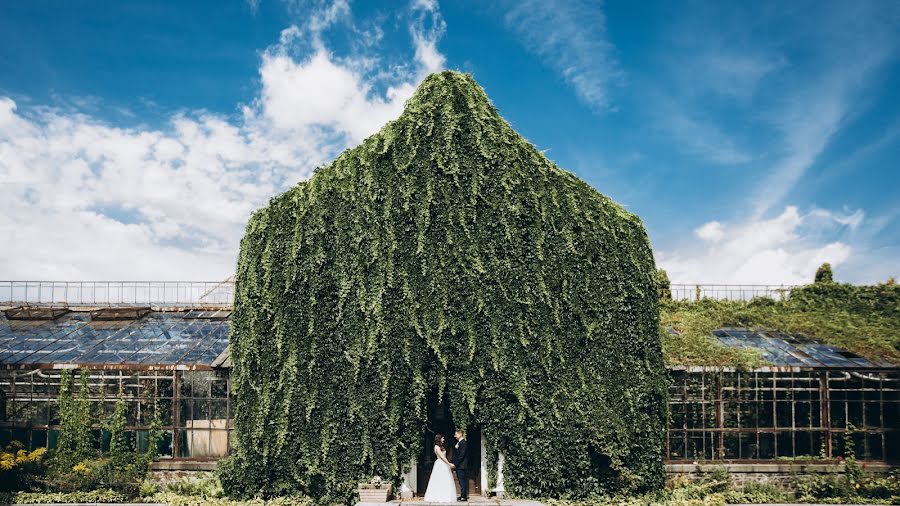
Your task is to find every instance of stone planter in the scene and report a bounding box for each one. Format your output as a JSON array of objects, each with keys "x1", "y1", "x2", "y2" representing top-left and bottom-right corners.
[{"x1": 358, "y1": 483, "x2": 392, "y2": 502}]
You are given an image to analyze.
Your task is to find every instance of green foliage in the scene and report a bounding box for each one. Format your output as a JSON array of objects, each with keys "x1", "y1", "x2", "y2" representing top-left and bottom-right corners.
[
  {"x1": 816, "y1": 262, "x2": 834, "y2": 283},
  {"x1": 722, "y1": 482, "x2": 790, "y2": 504},
  {"x1": 140, "y1": 479, "x2": 160, "y2": 498},
  {"x1": 145, "y1": 491, "x2": 315, "y2": 506},
  {"x1": 857, "y1": 471, "x2": 900, "y2": 502},
  {"x1": 106, "y1": 389, "x2": 132, "y2": 465},
  {"x1": 145, "y1": 397, "x2": 164, "y2": 461},
  {"x1": 46, "y1": 456, "x2": 149, "y2": 497},
  {"x1": 790, "y1": 425, "x2": 900, "y2": 504},
  {"x1": 0, "y1": 442, "x2": 47, "y2": 492},
  {"x1": 223, "y1": 71, "x2": 666, "y2": 501},
  {"x1": 167, "y1": 473, "x2": 226, "y2": 498},
  {"x1": 46, "y1": 369, "x2": 155, "y2": 498},
  {"x1": 1, "y1": 488, "x2": 129, "y2": 504},
  {"x1": 546, "y1": 471, "x2": 900, "y2": 506},
  {"x1": 661, "y1": 282, "x2": 900, "y2": 367},
  {"x1": 53, "y1": 369, "x2": 95, "y2": 469},
  {"x1": 542, "y1": 475, "x2": 744, "y2": 506},
  {"x1": 660, "y1": 299, "x2": 766, "y2": 369}
]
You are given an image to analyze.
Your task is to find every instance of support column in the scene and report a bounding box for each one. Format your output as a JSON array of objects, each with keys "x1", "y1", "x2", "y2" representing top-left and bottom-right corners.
[
  {"x1": 400, "y1": 457, "x2": 417, "y2": 498},
  {"x1": 480, "y1": 434, "x2": 489, "y2": 496},
  {"x1": 493, "y1": 452, "x2": 506, "y2": 499}
]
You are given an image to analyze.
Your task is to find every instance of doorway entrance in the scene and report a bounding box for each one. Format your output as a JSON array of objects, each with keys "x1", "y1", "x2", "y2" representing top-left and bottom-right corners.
[{"x1": 416, "y1": 390, "x2": 482, "y2": 497}]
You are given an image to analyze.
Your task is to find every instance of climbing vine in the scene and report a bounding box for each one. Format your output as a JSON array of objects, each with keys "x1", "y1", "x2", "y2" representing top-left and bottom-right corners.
[
  {"x1": 221, "y1": 71, "x2": 667, "y2": 502},
  {"x1": 105, "y1": 389, "x2": 132, "y2": 465},
  {"x1": 53, "y1": 369, "x2": 95, "y2": 468}
]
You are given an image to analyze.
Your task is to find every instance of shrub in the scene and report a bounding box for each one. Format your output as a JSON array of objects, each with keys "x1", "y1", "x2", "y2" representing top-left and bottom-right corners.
[
  {"x1": 167, "y1": 472, "x2": 226, "y2": 498},
  {"x1": 722, "y1": 482, "x2": 790, "y2": 504},
  {"x1": 657, "y1": 269, "x2": 672, "y2": 301},
  {"x1": 0, "y1": 442, "x2": 47, "y2": 492},
  {"x1": 858, "y1": 471, "x2": 900, "y2": 500},
  {"x1": 140, "y1": 479, "x2": 160, "y2": 498},
  {"x1": 45, "y1": 456, "x2": 146, "y2": 496},
  {"x1": 144, "y1": 492, "x2": 315, "y2": 506},
  {"x1": 793, "y1": 441, "x2": 900, "y2": 505},
  {"x1": 3, "y1": 488, "x2": 128, "y2": 504}
]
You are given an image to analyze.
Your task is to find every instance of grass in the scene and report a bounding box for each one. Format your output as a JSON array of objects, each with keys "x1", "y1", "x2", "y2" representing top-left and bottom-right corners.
[{"x1": 660, "y1": 281, "x2": 900, "y2": 368}]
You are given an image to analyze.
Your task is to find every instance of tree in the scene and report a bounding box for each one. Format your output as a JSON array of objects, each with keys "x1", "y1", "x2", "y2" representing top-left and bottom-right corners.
[
  {"x1": 657, "y1": 268, "x2": 672, "y2": 301},
  {"x1": 815, "y1": 263, "x2": 834, "y2": 284}
]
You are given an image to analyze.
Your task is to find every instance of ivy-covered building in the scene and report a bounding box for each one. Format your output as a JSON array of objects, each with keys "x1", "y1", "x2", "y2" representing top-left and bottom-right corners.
[{"x1": 223, "y1": 70, "x2": 667, "y2": 502}]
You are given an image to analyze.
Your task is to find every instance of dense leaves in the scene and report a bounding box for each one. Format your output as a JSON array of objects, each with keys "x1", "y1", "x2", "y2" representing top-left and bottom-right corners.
[
  {"x1": 53, "y1": 370, "x2": 95, "y2": 468},
  {"x1": 662, "y1": 281, "x2": 900, "y2": 367},
  {"x1": 223, "y1": 71, "x2": 666, "y2": 502}
]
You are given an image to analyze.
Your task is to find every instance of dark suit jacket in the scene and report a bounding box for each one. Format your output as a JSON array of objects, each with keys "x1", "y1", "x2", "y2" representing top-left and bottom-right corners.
[{"x1": 452, "y1": 439, "x2": 468, "y2": 470}]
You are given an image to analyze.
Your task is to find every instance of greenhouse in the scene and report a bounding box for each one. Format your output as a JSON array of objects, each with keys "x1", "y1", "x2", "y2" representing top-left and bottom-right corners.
[
  {"x1": 0, "y1": 304, "x2": 233, "y2": 463},
  {"x1": 667, "y1": 327, "x2": 899, "y2": 463},
  {"x1": 1, "y1": 285, "x2": 897, "y2": 478}
]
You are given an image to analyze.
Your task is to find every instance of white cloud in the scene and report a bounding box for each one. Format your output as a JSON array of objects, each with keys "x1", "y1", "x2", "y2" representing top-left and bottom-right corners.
[
  {"x1": 694, "y1": 221, "x2": 725, "y2": 242},
  {"x1": 307, "y1": 0, "x2": 350, "y2": 42},
  {"x1": 658, "y1": 206, "x2": 859, "y2": 285},
  {"x1": 254, "y1": 0, "x2": 445, "y2": 144},
  {"x1": 410, "y1": 0, "x2": 447, "y2": 74},
  {"x1": 809, "y1": 208, "x2": 864, "y2": 230},
  {"x1": 257, "y1": 49, "x2": 415, "y2": 143},
  {"x1": 501, "y1": 0, "x2": 620, "y2": 110},
  {"x1": 0, "y1": 1, "x2": 446, "y2": 280}
]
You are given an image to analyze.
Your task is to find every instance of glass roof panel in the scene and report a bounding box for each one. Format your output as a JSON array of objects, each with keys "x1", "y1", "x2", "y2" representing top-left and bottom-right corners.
[
  {"x1": 711, "y1": 327, "x2": 887, "y2": 368},
  {"x1": 3, "y1": 315, "x2": 891, "y2": 370},
  {"x1": 0, "y1": 311, "x2": 231, "y2": 367}
]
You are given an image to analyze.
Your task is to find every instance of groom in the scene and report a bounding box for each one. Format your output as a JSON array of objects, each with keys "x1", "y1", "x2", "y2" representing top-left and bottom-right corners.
[{"x1": 451, "y1": 429, "x2": 468, "y2": 502}]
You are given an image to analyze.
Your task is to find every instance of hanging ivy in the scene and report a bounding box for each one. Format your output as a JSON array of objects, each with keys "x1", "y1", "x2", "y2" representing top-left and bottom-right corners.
[{"x1": 221, "y1": 71, "x2": 667, "y2": 502}]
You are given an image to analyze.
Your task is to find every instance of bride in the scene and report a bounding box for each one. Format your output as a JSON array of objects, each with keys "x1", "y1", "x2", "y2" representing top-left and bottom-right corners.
[{"x1": 423, "y1": 434, "x2": 457, "y2": 502}]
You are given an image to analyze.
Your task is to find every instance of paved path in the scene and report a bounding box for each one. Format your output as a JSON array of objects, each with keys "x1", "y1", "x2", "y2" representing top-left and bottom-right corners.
[{"x1": 359, "y1": 497, "x2": 545, "y2": 506}]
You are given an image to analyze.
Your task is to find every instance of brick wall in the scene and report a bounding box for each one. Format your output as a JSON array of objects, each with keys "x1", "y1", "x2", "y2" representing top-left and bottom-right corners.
[{"x1": 149, "y1": 460, "x2": 218, "y2": 485}]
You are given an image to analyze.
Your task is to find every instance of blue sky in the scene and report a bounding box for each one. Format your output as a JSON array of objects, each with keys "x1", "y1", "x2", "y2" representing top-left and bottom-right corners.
[{"x1": 1, "y1": 0, "x2": 898, "y2": 284}]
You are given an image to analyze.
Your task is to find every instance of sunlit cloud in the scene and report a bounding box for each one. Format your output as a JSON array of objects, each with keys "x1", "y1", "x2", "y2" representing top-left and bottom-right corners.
[{"x1": 0, "y1": 1, "x2": 447, "y2": 280}]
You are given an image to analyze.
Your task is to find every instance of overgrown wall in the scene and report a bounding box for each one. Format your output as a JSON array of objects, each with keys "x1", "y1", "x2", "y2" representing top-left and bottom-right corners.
[{"x1": 222, "y1": 71, "x2": 666, "y2": 502}]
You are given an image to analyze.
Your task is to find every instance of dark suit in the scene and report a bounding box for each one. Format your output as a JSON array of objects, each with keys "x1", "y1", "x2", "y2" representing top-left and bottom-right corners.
[{"x1": 452, "y1": 438, "x2": 468, "y2": 499}]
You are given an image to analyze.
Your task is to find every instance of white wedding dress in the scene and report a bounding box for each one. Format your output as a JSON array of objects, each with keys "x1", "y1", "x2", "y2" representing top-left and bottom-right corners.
[{"x1": 423, "y1": 445, "x2": 457, "y2": 503}]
